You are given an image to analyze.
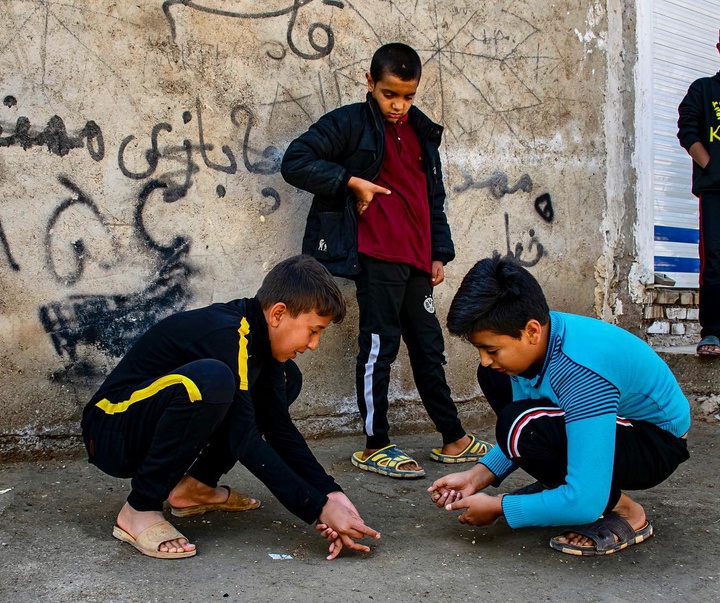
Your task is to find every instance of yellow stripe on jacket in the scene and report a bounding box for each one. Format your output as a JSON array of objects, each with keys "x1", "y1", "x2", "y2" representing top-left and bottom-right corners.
[{"x1": 95, "y1": 374, "x2": 202, "y2": 415}]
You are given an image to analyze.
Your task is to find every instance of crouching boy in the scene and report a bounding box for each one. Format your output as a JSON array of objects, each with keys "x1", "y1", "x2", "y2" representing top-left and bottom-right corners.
[
  {"x1": 430, "y1": 254, "x2": 690, "y2": 555},
  {"x1": 82, "y1": 255, "x2": 379, "y2": 559}
]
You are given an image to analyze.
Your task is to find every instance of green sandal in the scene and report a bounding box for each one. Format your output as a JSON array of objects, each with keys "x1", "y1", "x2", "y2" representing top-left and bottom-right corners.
[
  {"x1": 351, "y1": 444, "x2": 426, "y2": 479},
  {"x1": 429, "y1": 434, "x2": 493, "y2": 464}
]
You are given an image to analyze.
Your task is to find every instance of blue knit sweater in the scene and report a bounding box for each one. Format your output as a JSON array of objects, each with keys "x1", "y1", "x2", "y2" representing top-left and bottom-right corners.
[{"x1": 479, "y1": 311, "x2": 690, "y2": 528}]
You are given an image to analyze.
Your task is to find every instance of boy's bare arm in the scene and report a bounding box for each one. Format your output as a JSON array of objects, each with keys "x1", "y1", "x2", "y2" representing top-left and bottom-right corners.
[
  {"x1": 348, "y1": 176, "x2": 391, "y2": 215},
  {"x1": 688, "y1": 141, "x2": 711, "y2": 169}
]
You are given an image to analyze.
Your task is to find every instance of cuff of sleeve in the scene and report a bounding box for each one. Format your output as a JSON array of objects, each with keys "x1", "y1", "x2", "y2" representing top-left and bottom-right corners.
[
  {"x1": 478, "y1": 447, "x2": 515, "y2": 486},
  {"x1": 500, "y1": 494, "x2": 527, "y2": 529},
  {"x1": 341, "y1": 171, "x2": 353, "y2": 194},
  {"x1": 679, "y1": 134, "x2": 702, "y2": 151},
  {"x1": 303, "y1": 492, "x2": 330, "y2": 525}
]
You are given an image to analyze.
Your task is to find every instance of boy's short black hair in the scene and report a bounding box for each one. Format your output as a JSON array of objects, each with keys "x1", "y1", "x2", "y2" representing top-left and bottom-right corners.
[
  {"x1": 370, "y1": 43, "x2": 422, "y2": 83},
  {"x1": 447, "y1": 253, "x2": 550, "y2": 339},
  {"x1": 256, "y1": 255, "x2": 346, "y2": 323}
]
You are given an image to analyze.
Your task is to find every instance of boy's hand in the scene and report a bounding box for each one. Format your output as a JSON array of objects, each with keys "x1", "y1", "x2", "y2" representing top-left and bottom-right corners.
[
  {"x1": 348, "y1": 176, "x2": 391, "y2": 215},
  {"x1": 315, "y1": 491, "x2": 360, "y2": 542},
  {"x1": 430, "y1": 261, "x2": 444, "y2": 286},
  {"x1": 428, "y1": 464, "x2": 495, "y2": 507},
  {"x1": 318, "y1": 498, "x2": 380, "y2": 560},
  {"x1": 444, "y1": 492, "x2": 504, "y2": 526}
]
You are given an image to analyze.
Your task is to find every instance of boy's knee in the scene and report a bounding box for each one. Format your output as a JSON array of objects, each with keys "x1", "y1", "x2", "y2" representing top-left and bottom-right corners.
[{"x1": 183, "y1": 359, "x2": 235, "y2": 403}]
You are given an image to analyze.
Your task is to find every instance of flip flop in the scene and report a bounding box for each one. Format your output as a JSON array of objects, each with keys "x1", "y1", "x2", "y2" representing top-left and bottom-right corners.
[
  {"x1": 549, "y1": 511, "x2": 653, "y2": 556},
  {"x1": 112, "y1": 520, "x2": 196, "y2": 559},
  {"x1": 429, "y1": 434, "x2": 493, "y2": 463},
  {"x1": 351, "y1": 444, "x2": 426, "y2": 479},
  {"x1": 697, "y1": 335, "x2": 720, "y2": 357},
  {"x1": 170, "y1": 486, "x2": 260, "y2": 517}
]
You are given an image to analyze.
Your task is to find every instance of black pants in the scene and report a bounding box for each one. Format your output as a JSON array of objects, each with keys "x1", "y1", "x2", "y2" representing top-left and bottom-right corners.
[
  {"x1": 477, "y1": 366, "x2": 689, "y2": 513},
  {"x1": 699, "y1": 192, "x2": 720, "y2": 338},
  {"x1": 82, "y1": 359, "x2": 302, "y2": 512},
  {"x1": 354, "y1": 255, "x2": 465, "y2": 449}
]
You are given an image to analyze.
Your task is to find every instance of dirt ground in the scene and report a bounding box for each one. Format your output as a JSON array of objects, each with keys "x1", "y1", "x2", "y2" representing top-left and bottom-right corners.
[{"x1": 0, "y1": 423, "x2": 718, "y2": 603}]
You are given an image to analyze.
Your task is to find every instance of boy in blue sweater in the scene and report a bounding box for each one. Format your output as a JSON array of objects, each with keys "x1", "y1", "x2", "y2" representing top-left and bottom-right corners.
[{"x1": 430, "y1": 255, "x2": 690, "y2": 555}]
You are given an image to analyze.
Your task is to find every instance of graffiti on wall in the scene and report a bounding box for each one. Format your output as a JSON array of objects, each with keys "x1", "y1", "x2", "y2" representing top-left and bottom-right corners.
[
  {"x1": 0, "y1": 0, "x2": 571, "y2": 376},
  {"x1": 162, "y1": 0, "x2": 345, "y2": 60}
]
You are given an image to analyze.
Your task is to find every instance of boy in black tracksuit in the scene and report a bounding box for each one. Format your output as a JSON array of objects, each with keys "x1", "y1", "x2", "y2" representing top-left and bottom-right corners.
[
  {"x1": 281, "y1": 43, "x2": 490, "y2": 479},
  {"x1": 82, "y1": 255, "x2": 379, "y2": 559},
  {"x1": 677, "y1": 31, "x2": 720, "y2": 356}
]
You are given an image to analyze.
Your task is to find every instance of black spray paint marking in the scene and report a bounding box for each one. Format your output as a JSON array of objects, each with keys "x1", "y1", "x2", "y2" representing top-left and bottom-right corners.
[
  {"x1": 502, "y1": 212, "x2": 544, "y2": 267},
  {"x1": 0, "y1": 115, "x2": 104, "y2": 160},
  {"x1": 454, "y1": 170, "x2": 533, "y2": 199},
  {"x1": 3, "y1": 96, "x2": 17, "y2": 108},
  {"x1": 260, "y1": 187, "x2": 281, "y2": 215},
  {"x1": 0, "y1": 219, "x2": 20, "y2": 271},
  {"x1": 230, "y1": 104, "x2": 282, "y2": 175},
  {"x1": 534, "y1": 193, "x2": 554, "y2": 223},
  {"x1": 216, "y1": 184, "x2": 226, "y2": 198},
  {"x1": 118, "y1": 123, "x2": 173, "y2": 180},
  {"x1": 39, "y1": 179, "x2": 195, "y2": 360},
  {"x1": 45, "y1": 178, "x2": 108, "y2": 286},
  {"x1": 197, "y1": 98, "x2": 237, "y2": 174},
  {"x1": 162, "y1": 0, "x2": 344, "y2": 60}
]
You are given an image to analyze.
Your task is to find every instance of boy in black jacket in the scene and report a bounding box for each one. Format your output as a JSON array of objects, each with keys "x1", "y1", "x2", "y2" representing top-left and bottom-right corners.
[
  {"x1": 282, "y1": 43, "x2": 490, "y2": 479},
  {"x1": 677, "y1": 30, "x2": 720, "y2": 356},
  {"x1": 82, "y1": 255, "x2": 379, "y2": 559}
]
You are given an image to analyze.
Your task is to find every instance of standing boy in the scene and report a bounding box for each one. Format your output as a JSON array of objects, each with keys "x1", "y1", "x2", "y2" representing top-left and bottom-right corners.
[
  {"x1": 677, "y1": 29, "x2": 720, "y2": 356},
  {"x1": 281, "y1": 43, "x2": 489, "y2": 478},
  {"x1": 430, "y1": 255, "x2": 690, "y2": 555},
  {"x1": 82, "y1": 255, "x2": 379, "y2": 559}
]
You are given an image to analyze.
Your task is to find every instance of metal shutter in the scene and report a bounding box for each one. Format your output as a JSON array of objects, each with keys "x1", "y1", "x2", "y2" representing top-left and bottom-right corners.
[{"x1": 652, "y1": 0, "x2": 719, "y2": 288}]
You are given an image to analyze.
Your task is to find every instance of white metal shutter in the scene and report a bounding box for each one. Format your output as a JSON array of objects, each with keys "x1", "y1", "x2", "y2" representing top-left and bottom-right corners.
[{"x1": 652, "y1": 0, "x2": 720, "y2": 288}]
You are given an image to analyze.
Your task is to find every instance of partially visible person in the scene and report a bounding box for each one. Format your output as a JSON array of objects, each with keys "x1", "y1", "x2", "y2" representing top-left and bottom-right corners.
[
  {"x1": 677, "y1": 29, "x2": 720, "y2": 356},
  {"x1": 430, "y1": 254, "x2": 690, "y2": 556},
  {"x1": 82, "y1": 255, "x2": 379, "y2": 560},
  {"x1": 281, "y1": 42, "x2": 490, "y2": 479}
]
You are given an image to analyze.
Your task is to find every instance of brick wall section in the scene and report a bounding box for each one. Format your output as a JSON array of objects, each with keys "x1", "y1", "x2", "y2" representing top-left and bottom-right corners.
[{"x1": 643, "y1": 288, "x2": 700, "y2": 346}]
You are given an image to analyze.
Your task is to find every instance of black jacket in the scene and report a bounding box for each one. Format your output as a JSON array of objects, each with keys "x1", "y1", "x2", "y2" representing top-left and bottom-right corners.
[
  {"x1": 677, "y1": 71, "x2": 720, "y2": 196},
  {"x1": 281, "y1": 94, "x2": 455, "y2": 277}
]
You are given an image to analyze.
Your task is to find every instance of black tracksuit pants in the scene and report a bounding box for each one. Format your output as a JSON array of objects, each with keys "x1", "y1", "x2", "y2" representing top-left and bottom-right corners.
[
  {"x1": 82, "y1": 359, "x2": 303, "y2": 512},
  {"x1": 699, "y1": 192, "x2": 720, "y2": 338},
  {"x1": 354, "y1": 255, "x2": 466, "y2": 450},
  {"x1": 477, "y1": 365, "x2": 689, "y2": 513}
]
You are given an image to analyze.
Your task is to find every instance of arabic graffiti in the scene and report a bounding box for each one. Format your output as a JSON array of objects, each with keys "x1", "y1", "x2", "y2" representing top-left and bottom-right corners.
[
  {"x1": 38, "y1": 179, "x2": 194, "y2": 361},
  {"x1": 502, "y1": 212, "x2": 544, "y2": 267},
  {"x1": 0, "y1": 219, "x2": 20, "y2": 272},
  {"x1": 454, "y1": 170, "x2": 533, "y2": 199},
  {"x1": 162, "y1": 0, "x2": 345, "y2": 60},
  {"x1": 0, "y1": 114, "x2": 104, "y2": 160}
]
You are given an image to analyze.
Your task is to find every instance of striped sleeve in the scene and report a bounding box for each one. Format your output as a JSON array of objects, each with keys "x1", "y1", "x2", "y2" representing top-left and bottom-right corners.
[{"x1": 548, "y1": 350, "x2": 620, "y2": 422}]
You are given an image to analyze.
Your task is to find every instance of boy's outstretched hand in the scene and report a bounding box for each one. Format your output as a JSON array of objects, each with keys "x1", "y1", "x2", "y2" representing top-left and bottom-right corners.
[
  {"x1": 428, "y1": 463, "x2": 495, "y2": 507},
  {"x1": 444, "y1": 492, "x2": 504, "y2": 526},
  {"x1": 317, "y1": 494, "x2": 380, "y2": 560}
]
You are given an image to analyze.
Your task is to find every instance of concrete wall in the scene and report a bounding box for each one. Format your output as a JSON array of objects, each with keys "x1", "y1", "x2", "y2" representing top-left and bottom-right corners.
[{"x1": 0, "y1": 1, "x2": 632, "y2": 456}]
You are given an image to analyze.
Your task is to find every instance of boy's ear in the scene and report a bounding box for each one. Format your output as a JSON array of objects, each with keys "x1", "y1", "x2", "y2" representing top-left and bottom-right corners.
[
  {"x1": 267, "y1": 302, "x2": 287, "y2": 327},
  {"x1": 524, "y1": 319, "x2": 544, "y2": 345},
  {"x1": 365, "y1": 72, "x2": 374, "y2": 91}
]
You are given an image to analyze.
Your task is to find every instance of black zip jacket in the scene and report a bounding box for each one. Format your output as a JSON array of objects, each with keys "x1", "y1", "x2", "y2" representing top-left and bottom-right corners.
[
  {"x1": 281, "y1": 93, "x2": 455, "y2": 277},
  {"x1": 678, "y1": 71, "x2": 720, "y2": 196}
]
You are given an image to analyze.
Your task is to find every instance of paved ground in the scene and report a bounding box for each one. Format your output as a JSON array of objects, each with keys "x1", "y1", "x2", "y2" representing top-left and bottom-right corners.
[{"x1": 0, "y1": 421, "x2": 718, "y2": 603}]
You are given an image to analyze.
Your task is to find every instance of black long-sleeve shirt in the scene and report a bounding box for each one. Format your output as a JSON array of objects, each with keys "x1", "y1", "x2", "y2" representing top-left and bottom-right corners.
[{"x1": 677, "y1": 70, "x2": 720, "y2": 196}]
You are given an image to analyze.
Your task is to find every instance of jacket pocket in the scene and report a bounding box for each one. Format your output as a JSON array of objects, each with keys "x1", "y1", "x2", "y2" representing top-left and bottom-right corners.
[{"x1": 313, "y1": 210, "x2": 353, "y2": 261}]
